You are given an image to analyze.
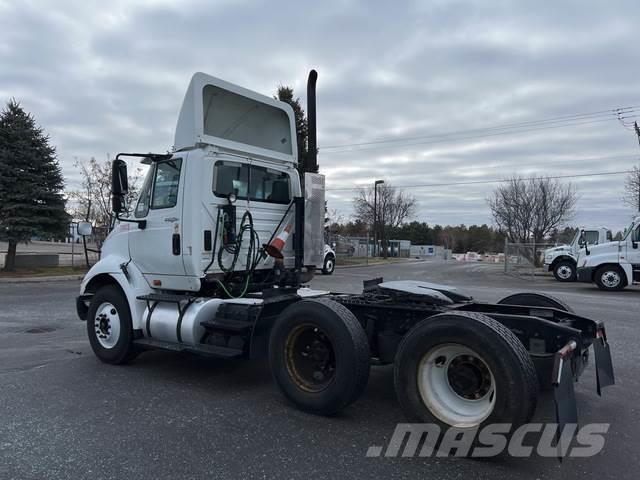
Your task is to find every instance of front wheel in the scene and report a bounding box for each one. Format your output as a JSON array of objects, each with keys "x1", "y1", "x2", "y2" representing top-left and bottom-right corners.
[
  {"x1": 86, "y1": 285, "x2": 137, "y2": 364},
  {"x1": 322, "y1": 255, "x2": 335, "y2": 275},
  {"x1": 595, "y1": 265, "x2": 626, "y2": 291},
  {"x1": 394, "y1": 312, "x2": 538, "y2": 430},
  {"x1": 553, "y1": 260, "x2": 576, "y2": 282}
]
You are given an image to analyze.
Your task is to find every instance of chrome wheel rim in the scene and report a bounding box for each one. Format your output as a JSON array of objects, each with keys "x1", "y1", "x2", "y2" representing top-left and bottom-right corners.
[
  {"x1": 601, "y1": 271, "x2": 621, "y2": 288},
  {"x1": 94, "y1": 302, "x2": 121, "y2": 349},
  {"x1": 417, "y1": 344, "x2": 496, "y2": 427},
  {"x1": 326, "y1": 258, "x2": 334, "y2": 272},
  {"x1": 557, "y1": 265, "x2": 573, "y2": 280}
]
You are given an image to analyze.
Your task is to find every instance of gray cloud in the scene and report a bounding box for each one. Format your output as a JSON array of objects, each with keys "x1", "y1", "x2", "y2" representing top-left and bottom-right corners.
[{"x1": 1, "y1": 0, "x2": 639, "y2": 232}]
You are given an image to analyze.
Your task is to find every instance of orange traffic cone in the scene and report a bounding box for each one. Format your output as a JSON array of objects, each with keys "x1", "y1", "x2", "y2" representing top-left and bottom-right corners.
[{"x1": 264, "y1": 224, "x2": 292, "y2": 259}]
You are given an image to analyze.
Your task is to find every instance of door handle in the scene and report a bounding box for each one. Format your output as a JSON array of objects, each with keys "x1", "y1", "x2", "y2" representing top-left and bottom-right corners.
[{"x1": 172, "y1": 234, "x2": 181, "y2": 255}]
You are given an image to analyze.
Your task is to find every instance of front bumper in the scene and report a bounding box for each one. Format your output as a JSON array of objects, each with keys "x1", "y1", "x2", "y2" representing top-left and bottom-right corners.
[{"x1": 576, "y1": 266, "x2": 595, "y2": 282}]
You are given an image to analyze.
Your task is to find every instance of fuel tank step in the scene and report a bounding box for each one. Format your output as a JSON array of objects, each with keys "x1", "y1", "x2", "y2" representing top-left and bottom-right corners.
[
  {"x1": 133, "y1": 338, "x2": 243, "y2": 359},
  {"x1": 200, "y1": 317, "x2": 254, "y2": 333}
]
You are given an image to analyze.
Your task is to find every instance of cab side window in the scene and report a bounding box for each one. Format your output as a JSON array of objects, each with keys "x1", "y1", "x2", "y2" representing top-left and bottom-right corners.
[
  {"x1": 134, "y1": 167, "x2": 153, "y2": 218},
  {"x1": 249, "y1": 165, "x2": 290, "y2": 204},
  {"x1": 151, "y1": 159, "x2": 182, "y2": 209},
  {"x1": 584, "y1": 231, "x2": 599, "y2": 245},
  {"x1": 213, "y1": 161, "x2": 249, "y2": 199},
  {"x1": 633, "y1": 227, "x2": 640, "y2": 243},
  {"x1": 213, "y1": 161, "x2": 290, "y2": 204}
]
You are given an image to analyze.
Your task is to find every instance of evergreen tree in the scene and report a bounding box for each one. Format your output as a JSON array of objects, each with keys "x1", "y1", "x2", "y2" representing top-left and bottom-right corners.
[
  {"x1": 0, "y1": 99, "x2": 69, "y2": 271},
  {"x1": 276, "y1": 86, "x2": 309, "y2": 174}
]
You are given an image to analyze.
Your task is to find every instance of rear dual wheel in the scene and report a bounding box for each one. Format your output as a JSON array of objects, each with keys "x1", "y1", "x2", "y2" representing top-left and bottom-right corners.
[
  {"x1": 269, "y1": 298, "x2": 370, "y2": 415},
  {"x1": 394, "y1": 311, "x2": 538, "y2": 430}
]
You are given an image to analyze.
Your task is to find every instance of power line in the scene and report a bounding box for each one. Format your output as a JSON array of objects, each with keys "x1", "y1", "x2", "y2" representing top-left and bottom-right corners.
[
  {"x1": 321, "y1": 117, "x2": 637, "y2": 154},
  {"x1": 326, "y1": 169, "x2": 634, "y2": 192},
  {"x1": 319, "y1": 105, "x2": 640, "y2": 154},
  {"x1": 321, "y1": 105, "x2": 640, "y2": 149}
]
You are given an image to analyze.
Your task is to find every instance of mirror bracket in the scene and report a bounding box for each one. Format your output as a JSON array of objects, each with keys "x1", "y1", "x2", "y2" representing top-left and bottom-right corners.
[{"x1": 115, "y1": 214, "x2": 147, "y2": 230}]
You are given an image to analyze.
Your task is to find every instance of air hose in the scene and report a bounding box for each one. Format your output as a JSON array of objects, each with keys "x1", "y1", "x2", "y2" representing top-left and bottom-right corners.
[{"x1": 216, "y1": 210, "x2": 262, "y2": 298}]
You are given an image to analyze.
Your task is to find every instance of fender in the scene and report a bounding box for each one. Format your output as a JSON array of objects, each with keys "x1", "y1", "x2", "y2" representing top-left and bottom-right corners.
[
  {"x1": 79, "y1": 254, "x2": 153, "y2": 331},
  {"x1": 550, "y1": 255, "x2": 575, "y2": 270}
]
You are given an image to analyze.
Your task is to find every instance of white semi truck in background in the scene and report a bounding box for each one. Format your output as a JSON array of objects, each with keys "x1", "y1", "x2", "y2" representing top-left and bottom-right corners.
[
  {"x1": 577, "y1": 216, "x2": 640, "y2": 290},
  {"x1": 544, "y1": 227, "x2": 611, "y2": 282},
  {"x1": 74, "y1": 70, "x2": 614, "y2": 436}
]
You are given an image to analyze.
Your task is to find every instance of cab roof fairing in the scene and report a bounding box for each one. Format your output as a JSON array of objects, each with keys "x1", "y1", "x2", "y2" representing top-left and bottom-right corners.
[{"x1": 173, "y1": 72, "x2": 298, "y2": 165}]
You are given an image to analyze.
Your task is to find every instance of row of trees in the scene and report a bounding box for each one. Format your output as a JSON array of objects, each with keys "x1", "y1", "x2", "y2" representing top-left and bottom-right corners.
[{"x1": 328, "y1": 220, "x2": 508, "y2": 253}]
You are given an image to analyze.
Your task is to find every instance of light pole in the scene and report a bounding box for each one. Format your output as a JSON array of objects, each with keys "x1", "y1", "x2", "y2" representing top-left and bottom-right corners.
[{"x1": 373, "y1": 179, "x2": 384, "y2": 257}]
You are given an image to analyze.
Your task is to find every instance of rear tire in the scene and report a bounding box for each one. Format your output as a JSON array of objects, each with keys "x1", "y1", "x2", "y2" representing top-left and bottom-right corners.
[
  {"x1": 595, "y1": 265, "x2": 626, "y2": 291},
  {"x1": 86, "y1": 285, "x2": 137, "y2": 365},
  {"x1": 394, "y1": 312, "x2": 538, "y2": 430},
  {"x1": 553, "y1": 260, "x2": 576, "y2": 282},
  {"x1": 269, "y1": 298, "x2": 370, "y2": 415}
]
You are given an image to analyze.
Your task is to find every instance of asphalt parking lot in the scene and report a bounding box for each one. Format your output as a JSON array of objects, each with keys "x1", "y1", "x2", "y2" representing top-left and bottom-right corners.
[{"x1": 1, "y1": 260, "x2": 639, "y2": 479}]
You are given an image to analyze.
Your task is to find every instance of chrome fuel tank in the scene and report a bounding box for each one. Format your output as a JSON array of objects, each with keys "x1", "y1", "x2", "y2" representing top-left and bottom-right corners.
[{"x1": 143, "y1": 297, "x2": 224, "y2": 345}]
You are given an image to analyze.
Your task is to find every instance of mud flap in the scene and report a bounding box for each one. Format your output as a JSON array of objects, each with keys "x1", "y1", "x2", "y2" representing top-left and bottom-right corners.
[
  {"x1": 552, "y1": 342, "x2": 578, "y2": 438},
  {"x1": 593, "y1": 328, "x2": 615, "y2": 395}
]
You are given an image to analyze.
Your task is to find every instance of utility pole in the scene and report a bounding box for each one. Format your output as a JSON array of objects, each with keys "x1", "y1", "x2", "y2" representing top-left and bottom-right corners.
[
  {"x1": 635, "y1": 122, "x2": 640, "y2": 211},
  {"x1": 373, "y1": 180, "x2": 384, "y2": 257}
]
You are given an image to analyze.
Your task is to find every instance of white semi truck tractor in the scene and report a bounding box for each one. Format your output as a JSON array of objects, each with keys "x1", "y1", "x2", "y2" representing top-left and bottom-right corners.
[
  {"x1": 76, "y1": 70, "x2": 614, "y2": 435},
  {"x1": 544, "y1": 227, "x2": 611, "y2": 282},
  {"x1": 576, "y1": 216, "x2": 640, "y2": 290}
]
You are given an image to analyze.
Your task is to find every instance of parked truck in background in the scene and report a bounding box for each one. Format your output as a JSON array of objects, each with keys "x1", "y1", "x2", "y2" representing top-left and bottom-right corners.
[
  {"x1": 74, "y1": 70, "x2": 614, "y2": 438},
  {"x1": 577, "y1": 216, "x2": 640, "y2": 290},
  {"x1": 544, "y1": 227, "x2": 611, "y2": 282}
]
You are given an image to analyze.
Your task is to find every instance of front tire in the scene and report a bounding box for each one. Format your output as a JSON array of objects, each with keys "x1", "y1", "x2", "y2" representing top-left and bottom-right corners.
[
  {"x1": 269, "y1": 298, "x2": 370, "y2": 415},
  {"x1": 86, "y1": 285, "x2": 137, "y2": 364},
  {"x1": 322, "y1": 254, "x2": 335, "y2": 275},
  {"x1": 595, "y1": 265, "x2": 626, "y2": 291},
  {"x1": 394, "y1": 312, "x2": 538, "y2": 430},
  {"x1": 553, "y1": 260, "x2": 576, "y2": 282}
]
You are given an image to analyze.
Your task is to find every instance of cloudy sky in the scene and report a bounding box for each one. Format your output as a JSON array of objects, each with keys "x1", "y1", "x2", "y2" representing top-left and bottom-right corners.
[{"x1": 1, "y1": 0, "x2": 639, "y2": 232}]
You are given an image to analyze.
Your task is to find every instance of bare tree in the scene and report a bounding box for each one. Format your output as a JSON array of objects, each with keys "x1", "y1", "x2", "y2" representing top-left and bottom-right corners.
[
  {"x1": 488, "y1": 176, "x2": 577, "y2": 244},
  {"x1": 68, "y1": 156, "x2": 142, "y2": 245},
  {"x1": 353, "y1": 183, "x2": 417, "y2": 257},
  {"x1": 624, "y1": 165, "x2": 640, "y2": 211}
]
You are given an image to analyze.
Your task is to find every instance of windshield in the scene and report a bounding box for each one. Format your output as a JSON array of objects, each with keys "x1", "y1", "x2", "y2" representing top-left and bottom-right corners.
[
  {"x1": 570, "y1": 231, "x2": 580, "y2": 247},
  {"x1": 623, "y1": 221, "x2": 636, "y2": 240}
]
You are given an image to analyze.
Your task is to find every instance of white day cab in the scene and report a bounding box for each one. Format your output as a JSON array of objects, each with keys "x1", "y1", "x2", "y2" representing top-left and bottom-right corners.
[
  {"x1": 544, "y1": 227, "x2": 611, "y2": 282},
  {"x1": 75, "y1": 70, "x2": 614, "y2": 435},
  {"x1": 576, "y1": 216, "x2": 640, "y2": 290}
]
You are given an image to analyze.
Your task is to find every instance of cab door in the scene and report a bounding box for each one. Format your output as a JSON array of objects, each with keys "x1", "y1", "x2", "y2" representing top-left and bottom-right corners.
[{"x1": 129, "y1": 156, "x2": 190, "y2": 289}]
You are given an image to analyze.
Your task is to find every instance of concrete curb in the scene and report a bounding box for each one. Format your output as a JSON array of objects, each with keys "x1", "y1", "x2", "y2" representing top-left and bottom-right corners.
[{"x1": 0, "y1": 274, "x2": 84, "y2": 284}]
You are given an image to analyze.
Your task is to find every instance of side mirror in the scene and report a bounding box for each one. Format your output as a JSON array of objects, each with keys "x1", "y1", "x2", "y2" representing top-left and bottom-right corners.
[
  {"x1": 77, "y1": 221, "x2": 93, "y2": 236},
  {"x1": 578, "y1": 230, "x2": 586, "y2": 247},
  {"x1": 111, "y1": 159, "x2": 128, "y2": 214}
]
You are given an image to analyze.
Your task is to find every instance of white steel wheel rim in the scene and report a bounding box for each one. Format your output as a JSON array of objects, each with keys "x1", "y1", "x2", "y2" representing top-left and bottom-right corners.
[
  {"x1": 326, "y1": 258, "x2": 334, "y2": 272},
  {"x1": 417, "y1": 344, "x2": 496, "y2": 427},
  {"x1": 94, "y1": 302, "x2": 121, "y2": 349},
  {"x1": 601, "y1": 270, "x2": 620, "y2": 288},
  {"x1": 557, "y1": 265, "x2": 573, "y2": 279}
]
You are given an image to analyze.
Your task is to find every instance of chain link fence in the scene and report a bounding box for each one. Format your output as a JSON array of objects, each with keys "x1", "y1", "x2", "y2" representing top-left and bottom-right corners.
[{"x1": 503, "y1": 241, "x2": 554, "y2": 280}]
